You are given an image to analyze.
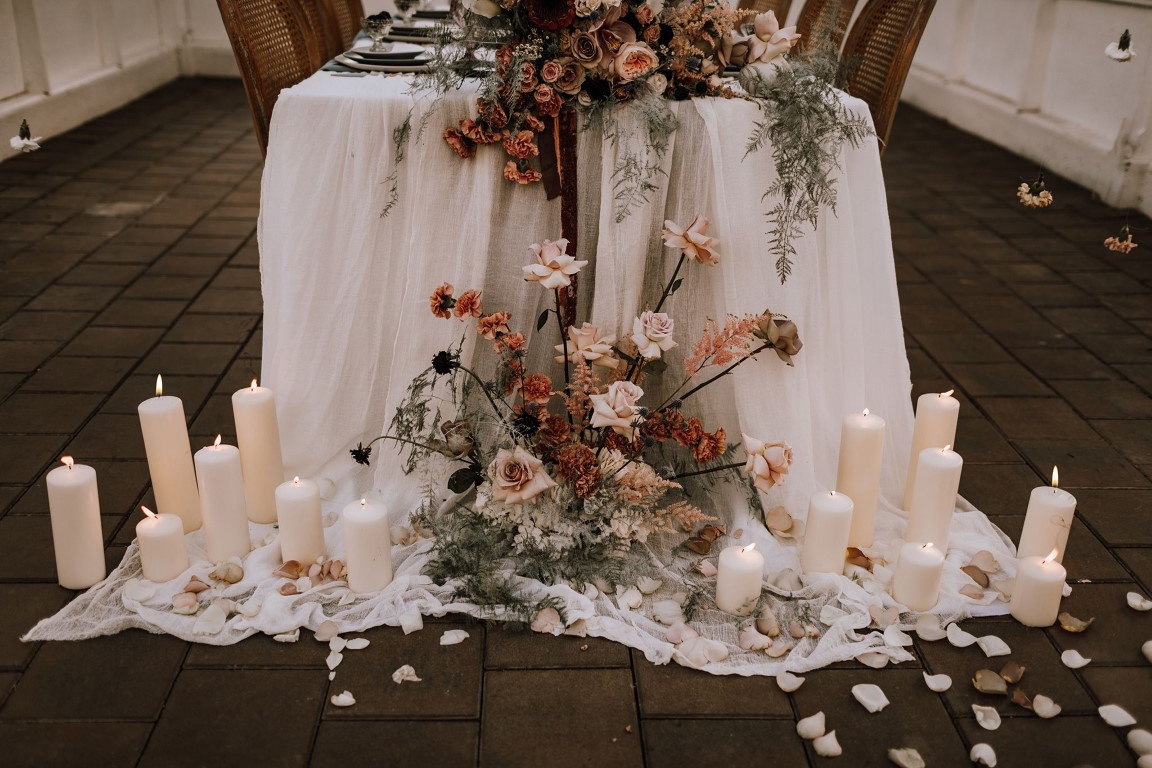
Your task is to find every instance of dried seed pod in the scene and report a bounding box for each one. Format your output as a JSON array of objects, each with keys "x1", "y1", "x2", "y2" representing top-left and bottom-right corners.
[
  {"x1": 329, "y1": 560, "x2": 346, "y2": 581},
  {"x1": 696, "y1": 524, "x2": 726, "y2": 542}
]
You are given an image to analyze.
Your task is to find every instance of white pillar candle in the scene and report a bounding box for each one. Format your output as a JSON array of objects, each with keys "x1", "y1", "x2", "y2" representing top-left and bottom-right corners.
[
  {"x1": 231, "y1": 380, "x2": 285, "y2": 524},
  {"x1": 800, "y1": 491, "x2": 854, "y2": 575},
  {"x1": 1010, "y1": 549, "x2": 1065, "y2": 627},
  {"x1": 276, "y1": 476, "x2": 325, "y2": 565},
  {"x1": 835, "y1": 409, "x2": 887, "y2": 548},
  {"x1": 715, "y1": 543, "x2": 764, "y2": 614},
  {"x1": 45, "y1": 456, "x2": 106, "y2": 589},
  {"x1": 905, "y1": 446, "x2": 964, "y2": 550},
  {"x1": 137, "y1": 375, "x2": 202, "y2": 532},
  {"x1": 343, "y1": 498, "x2": 392, "y2": 593},
  {"x1": 902, "y1": 390, "x2": 960, "y2": 510},
  {"x1": 1018, "y1": 467, "x2": 1077, "y2": 563},
  {"x1": 194, "y1": 435, "x2": 251, "y2": 564},
  {"x1": 892, "y1": 541, "x2": 945, "y2": 611},
  {"x1": 136, "y1": 506, "x2": 189, "y2": 582}
]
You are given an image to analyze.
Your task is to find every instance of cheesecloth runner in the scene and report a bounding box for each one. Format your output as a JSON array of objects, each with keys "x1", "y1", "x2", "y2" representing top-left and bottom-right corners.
[{"x1": 25, "y1": 75, "x2": 1017, "y2": 674}]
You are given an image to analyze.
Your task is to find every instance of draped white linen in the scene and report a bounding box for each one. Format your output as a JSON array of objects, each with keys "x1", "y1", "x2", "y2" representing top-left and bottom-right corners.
[{"x1": 25, "y1": 73, "x2": 1015, "y2": 673}]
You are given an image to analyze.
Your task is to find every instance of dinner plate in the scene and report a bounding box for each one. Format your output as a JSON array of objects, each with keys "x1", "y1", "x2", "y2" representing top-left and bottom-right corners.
[
  {"x1": 383, "y1": 33, "x2": 436, "y2": 44},
  {"x1": 390, "y1": 26, "x2": 435, "y2": 35},
  {"x1": 344, "y1": 48, "x2": 426, "y2": 62},
  {"x1": 334, "y1": 53, "x2": 430, "y2": 72},
  {"x1": 413, "y1": 10, "x2": 450, "y2": 19}
]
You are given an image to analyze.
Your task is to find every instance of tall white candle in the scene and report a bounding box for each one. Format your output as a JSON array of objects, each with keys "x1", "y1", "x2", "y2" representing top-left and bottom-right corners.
[
  {"x1": 800, "y1": 491, "x2": 854, "y2": 575},
  {"x1": 46, "y1": 456, "x2": 106, "y2": 589},
  {"x1": 136, "y1": 506, "x2": 189, "y2": 582},
  {"x1": 231, "y1": 379, "x2": 285, "y2": 524},
  {"x1": 902, "y1": 390, "x2": 960, "y2": 510},
  {"x1": 194, "y1": 435, "x2": 251, "y2": 564},
  {"x1": 892, "y1": 541, "x2": 944, "y2": 611},
  {"x1": 1010, "y1": 549, "x2": 1065, "y2": 627},
  {"x1": 835, "y1": 409, "x2": 886, "y2": 548},
  {"x1": 715, "y1": 543, "x2": 764, "y2": 614},
  {"x1": 905, "y1": 446, "x2": 964, "y2": 550},
  {"x1": 276, "y1": 477, "x2": 325, "y2": 565},
  {"x1": 1018, "y1": 467, "x2": 1077, "y2": 563},
  {"x1": 138, "y1": 375, "x2": 202, "y2": 532},
  {"x1": 343, "y1": 498, "x2": 392, "y2": 593}
]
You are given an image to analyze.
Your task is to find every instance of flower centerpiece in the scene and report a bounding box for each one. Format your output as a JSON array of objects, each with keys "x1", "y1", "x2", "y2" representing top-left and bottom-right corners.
[{"x1": 354, "y1": 215, "x2": 799, "y2": 618}]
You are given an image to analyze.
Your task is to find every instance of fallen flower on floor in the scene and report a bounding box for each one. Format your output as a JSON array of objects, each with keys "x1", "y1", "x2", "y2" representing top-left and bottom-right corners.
[
  {"x1": 1106, "y1": 29, "x2": 1135, "y2": 61},
  {"x1": 1017, "y1": 172, "x2": 1053, "y2": 208},
  {"x1": 392, "y1": 664, "x2": 421, "y2": 684},
  {"x1": 9, "y1": 119, "x2": 41, "y2": 152},
  {"x1": 1104, "y1": 224, "x2": 1138, "y2": 253}
]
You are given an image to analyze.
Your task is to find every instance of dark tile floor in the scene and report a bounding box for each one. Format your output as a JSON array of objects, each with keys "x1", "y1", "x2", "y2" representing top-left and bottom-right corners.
[{"x1": 1, "y1": 78, "x2": 1150, "y2": 767}]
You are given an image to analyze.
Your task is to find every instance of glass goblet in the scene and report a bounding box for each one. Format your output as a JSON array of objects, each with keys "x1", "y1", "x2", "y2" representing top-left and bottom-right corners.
[
  {"x1": 394, "y1": 0, "x2": 419, "y2": 24},
  {"x1": 361, "y1": 14, "x2": 393, "y2": 51}
]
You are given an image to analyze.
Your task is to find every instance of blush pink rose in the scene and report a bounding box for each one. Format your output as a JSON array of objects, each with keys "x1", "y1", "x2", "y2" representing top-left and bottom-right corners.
[
  {"x1": 614, "y1": 42, "x2": 659, "y2": 81},
  {"x1": 661, "y1": 214, "x2": 719, "y2": 265},
  {"x1": 630, "y1": 311, "x2": 677, "y2": 359},
  {"x1": 590, "y1": 380, "x2": 645, "y2": 437},
  {"x1": 741, "y1": 433, "x2": 793, "y2": 493},
  {"x1": 488, "y1": 446, "x2": 557, "y2": 504}
]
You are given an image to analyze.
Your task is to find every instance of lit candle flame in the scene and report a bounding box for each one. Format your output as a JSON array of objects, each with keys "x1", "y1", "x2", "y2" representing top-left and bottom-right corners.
[
  {"x1": 1042, "y1": 548, "x2": 1059, "y2": 564},
  {"x1": 1051, "y1": 466, "x2": 1059, "y2": 489},
  {"x1": 940, "y1": 389, "x2": 954, "y2": 397},
  {"x1": 250, "y1": 378, "x2": 258, "y2": 391},
  {"x1": 743, "y1": 543, "x2": 757, "y2": 554},
  {"x1": 293, "y1": 476, "x2": 300, "y2": 486},
  {"x1": 155, "y1": 374, "x2": 163, "y2": 397},
  {"x1": 863, "y1": 408, "x2": 870, "y2": 417},
  {"x1": 61, "y1": 456, "x2": 74, "y2": 470},
  {"x1": 213, "y1": 434, "x2": 222, "y2": 448},
  {"x1": 141, "y1": 506, "x2": 157, "y2": 520}
]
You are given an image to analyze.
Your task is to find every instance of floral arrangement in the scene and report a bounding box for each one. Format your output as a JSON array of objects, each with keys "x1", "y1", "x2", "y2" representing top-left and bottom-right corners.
[
  {"x1": 353, "y1": 215, "x2": 799, "y2": 614},
  {"x1": 1104, "y1": 223, "x2": 1138, "y2": 254},
  {"x1": 9, "y1": 119, "x2": 41, "y2": 153},
  {"x1": 1017, "y1": 172, "x2": 1053, "y2": 209}
]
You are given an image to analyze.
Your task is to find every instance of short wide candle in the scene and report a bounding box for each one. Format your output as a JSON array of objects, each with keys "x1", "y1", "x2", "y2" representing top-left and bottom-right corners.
[
  {"x1": 276, "y1": 477, "x2": 325, "y2": 565},
  {"x1": 136, "y1": 506, "x2": 189, "y2": 582},
  {"x1": 800, "y1": 491, "x2": 854, "y2": 575},
  {"x1": 194, "y1": 436, "x2": 251, "y2": 564},
  {"x1": 1010, "y1": 550, "x2": 1065, "y2": 627},
  {"x1": 892, "y1": 541, "x2": 944, "y2": 612},
  {"x1": 232, "y1": 380, "x2": 285, "y2": 524},
  {"x1": 1018, "y1": 468, "x2": 1077, "y2": 563},
  {"x1": 344, "y1": 498, "x2": 392, "y2": 593},
  {"x1": 903, "y1": 390, "x2": 960, "y2": 510},
  {"x1": 46, "y1": 457, "x2": 106, "y2": 589},
  {"x1": 835, "y1": 409, "x2": 886, "y2": 548},
  {"x1": 716, "y1": 543, "x2": 764, "y2": 614},
  {"x1": 905, "y1": 446, "x2": 964, "y2": 551},
  {"x1": 138, "y1": 375, "x2": 201, "y2": 532}
]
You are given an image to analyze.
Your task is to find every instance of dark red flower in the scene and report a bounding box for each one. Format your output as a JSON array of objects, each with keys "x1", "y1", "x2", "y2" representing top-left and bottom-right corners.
[{"x1": 524, "y1": 0, "x2": 576, "y2": 30}]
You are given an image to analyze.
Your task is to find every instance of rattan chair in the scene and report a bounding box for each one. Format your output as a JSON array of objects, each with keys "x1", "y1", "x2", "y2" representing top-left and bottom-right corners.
[
  {"x1": 321, "y1": 0, "x2": 365, "y2": 48},
  {"x1": 216, "y1": 0, "x2": 322, "y2": 156},
  {"x1": 840, "y1": 0, "x2": 937, "y2": 155},
  {"x1": 736, "y1": 0, "x2": 793, "y2": 18},
  {"x1": 297, "y1": 0, "x2": 344, "y2": 61},
  {"x1": 794, "y1": 0, "x2": 856, "y2": 54}
]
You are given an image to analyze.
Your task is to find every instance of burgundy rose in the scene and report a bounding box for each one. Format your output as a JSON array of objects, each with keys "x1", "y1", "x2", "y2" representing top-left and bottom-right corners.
[{"x1": 524, "y1": 0, "x2": 576, "y2": 30}]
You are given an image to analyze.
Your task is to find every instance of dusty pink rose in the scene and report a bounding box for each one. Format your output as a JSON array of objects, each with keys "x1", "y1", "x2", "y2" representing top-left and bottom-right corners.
[
  {"x1": 613, "y1": 41, "x2": 658, "y2": 81},
  {"x1": 555, "y1": 322, "x2": 619, "y2": 369},
  {"x1": 633, "y1": 3, "x2": 654, "y2": 25},
  {"x1": 630, "y1": 311, "x2": 677, "y2": 359},
  {"x1": 534, "y1": 84, "x2": 556, "y2": 104},
  {"x1": 571, "y1": 31, "x2": 605, "y2": 69},
  {"x1": 599, "y1": 19, "x2": 637, "y2": 56},
  {"x1": 590, "y1": 380, "x2": 645, "y2": 437},
  {"x1": 662, "y1": 214, "x2": 719, "y2": 265},
  {"x1": 554, "y1": 59, "x2": 586, "y2": 94},
  {"x1": 748, "y1": 10, "x2": 800, "y2": 64},
  {"x1": 488, "y1": 446, "x2": 557, "y2": 504},
  {"x1": 540, "y1": 60, "x2": 564, "y2": 83},
  {"x1": 523, "y1": 238, "x2": 588, "y2": 290},
  {"x1": 519, "y1": 61, "x2": 539, "y2": 92},
  {"x1": 742, "y1": 433, "x2": 792, "y2": 493}
]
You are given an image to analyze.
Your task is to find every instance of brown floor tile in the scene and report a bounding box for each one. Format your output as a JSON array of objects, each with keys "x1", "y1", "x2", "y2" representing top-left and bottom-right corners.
[
  {"x1": 1079, "y1": 666, "x2": 1152, "y2": 724},
  {"x1": 60, "y1": 326, "x2": 164, "y2": 358},
  {"x1": 1048, "y1": 583, "x2": 1149, "y2": 664},
  {"x1": 995, "y1": 516, "x2": 1128, "y2": 581},
  {"x1": 949, "y1": 418, "x2": 1021, "y2": 463},
  {"x1": 0, "y1": 392, "x2": 103, "y2": 434},
  {"x1": 24, "y1": 284, "x2": 118, "y2": 311},
  {"x1": 946, "y1": 363, "x2": 1054, "y2": 397},
  {"x1": 1115, "y1": 548, "x2": 1152, "y2": 592},
  {"x1": 1012, "y1": 439, "x2": 1149, "y2": 488},
  {"x1": 0, "y1": 723, "x2": 152, "y2": 768},
  {"x1": 65, "y1": 414, "x2": 147, "y2": 460},
  {"x1": 1078, "y1": 333, "x2": 1152, "y2": 365},
  {"x1": 0, "y1": 584, "x2": 70, "y2": 669},
  {"x1": 21, "y1": 355, "x2": 136, "y2": 392},
  {"x1": 311, "y1": 721, "x2": 479, "y2": 768},
  {"x1": 93, "y1": 297, "x2": 188, "y2": 328},
  {"x1": 642, "y1": 720, "x2": 808, "y2": 768},
  {"x1": 957, "y1": 716, "x2": 1129, "y2": 767},
  {"x1": 139, "y1": 342, "x2": 239, "y2": 375},
  {"x1": 189, "y1": 287, "x2": 263, "y2": 314},
  {"x1": 632, "y1": 651, "x2": 791, "y2": 717},
  {"x1": 485, "y1": 629, "x2": 630, "y2": 669},
  {"x1": 1118, "y1": 363, "x2": 1152, "y2": 396},
  {"x1": 0, "y1": 514, "x2": 118, "y2": 580},
  {"x1": 147, "y1": 253, "x2": 227, "y2": 277},
  {"x1": 1042, "y1": 307, "x2": 1137, "y2": 334},
  {"x1": 1014, "y1": 347, "x2": 1119, "y2": 380},
  {"x1": 1091, "y1": 419, "x2": 1152, "y2": 465},
  {"x1": 184, "y1": 631, "x2": 327, "y2": 668},
  {"x1": 0, "y1": 435, "x2": 69, "y2": 484},
  {"x1": 1068, "y1": 489, "x2": 1152, "y2": 546},
  {"x1": 140, "y1": 669, "x2": 324, "y2": 768},
  {"x1": 480, "y1": 669, "x2": 641, "y2": 768},
  {"x1": 0, "y1": 340, "x2": 59, "y2": 372},
  {"x1": 56, "y1": 262, "x2": 144, "y2": 286},
  {"x1": 977, "y1": 397, "x2": 1100, "y2": 441},
  {"x1": 911, "y1": 333, "x2": 1014, "y2": 364},
  {"x1": 164, "y1": 313, "x2": 257, "y2": 343},
  {"x1": 1053, "y1": 379, "x2": 1152, "y2": 419},
  {"x1": 958, "y1": 464, "x2": 1044, "y2": 517}
]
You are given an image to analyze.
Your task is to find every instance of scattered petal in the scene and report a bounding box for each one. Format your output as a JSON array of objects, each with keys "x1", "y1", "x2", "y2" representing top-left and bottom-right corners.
[
  {"x1": 766, "y1": 505, "x2": 793, "y2": 533},
  {"x1": 820, "y1": 604, "x2": 849, "y2": 626},
  {"x1": 171, "y1": 591, "x2": 199, "y2": 614},
  {"x1": 916, "y1": 614, "x2": 947, "y2": 642},
  {"x1": 280, "y1": 583, "x2": 299, "y2": 596},
  {"x1": 616, "y1": 585, "x2": 643, "y2": 610},
  {"x1": 777, "y1": 671, "x2": 805, "y2": 692},
  {"x1": 961, "y1": 565, "x2": 990, "y2": 588},
  {"x1": 972, "y1": 669, "x2": 1008, "y2": 695},
  {"x1": 991, "y1": 579, "x2": 1014, "y2": 601},
  {"x1": 695, "y1": 560, "x2": 718, "y2": 577},
  {"x1": 315, "y1": 620, "x2": 340, "y2": 642},
  {"x1": 1062, "y1": 583, "x2": 1072, "y2": 597},
  {"x1": 972, "y1": 704, "x2": 1001, "y2": 730},
  {"x1": 888, "y1": 747, "x2": 926, "y2": 768},
  {"x1": 273, "y1": 628, "x2": 299, "y2": 643},
  {"x1": 440, "y1": 630, "x2": 469, "y2": 646},
  {"x1": 739, "y1": 624, "x2": 774, "y2": 651},
  {"x1": 329, "y1": 637, "x2": 347, "y2": 652},
  {"x1": 870, "y1": 604, "x2": 900, "y2": 629},
  {"x1": 676, "y1": 636, "x2": 729, "y2": 667},
  {"x1": 1010, "y1": 689, "x2": 1032, "y2": 710},
  {"x1": 123, "y1": 579, "x2": 156, "y2": 603},
  {"x1": 652, "y1": 599, "x2": 686, "y2": 626},
  {"x1": 1144, "y1": 640, "x2": 1152, "y2": 663},
  {"x1": 947, "y1": 623, "x2": 978, "y2": 648},
  {"x1": 999, "y1": 660, "x2": 1026, "y2": 684},
  {"x1": 970, "y1": 551, "x2": 1001, "y2": 574},
  {"x1": 789, "y1": 620, "x2": 805, "y2": 639},
  {"x1": 696, "y1": 524, "x2": 726, "y2": 542},
  {"x1": 884, "y1": 625, "x2": 914, "y2": 647},
  {"x1": 976, "y1": 635, "x2": 1011, "y2": 658},
  {"x1": 1128, "y1": 592, "x2": 1152, "y2": 611},
  {"x1": 960, "y1": 585, "x2": 986, "y2": 600},
  {"x1": 846, "y1": 547, "x2": 873, "y2": 571},
  {"x1": 766, "y1": 641, "x2": 794, "y2": 658},
  {"x1": 636, "y1": 576, "x2": 662, "y2": 595},
  {"x1": 337, "y1": 590, "x2": 356, "y2": 607},
  {"x1": 852, "y1": 683, "x2": 890, "y2": 713},
  {"x1": 924, "y1": 672, "x2": 952, "y2": 692},
  {"x1": 237, "y1": 597, "x2": 262, "y2": 617},
  {"x1": 326, "y1": 651, "x2": 343, "y2": 671},
  {"x1": 756, "y1": 607, "x2": 781, "y2": 637},
  {"x1": 209, "y1": 561, "x2": 244, "y2": 584},
  {"x1": 1057, "y1": 612, "x2": 1094, "y2": 633},
  {"x1": 1060, "y1": 650, "x2": 1091, "y2": 668},
  {"x1": 796, "y1": 711, "x2": 826, "y2": 739},
  {"x1": 391, "y1": 664, "x2": 421, "y2": 683},
  {"x1": 1126, "y1": 728, "x2": 1152, "y2": 757},
  {"x1": 295, "y1": 576, "x2": 312, "y2": 593},
  {"x1": 768, "y1": 569, "x2": 803, "y2": 592},
  {"x1": 813, "y1": 730, "x2": 842, "y2": 757},
  {"x1": 531, "y1": 607, "x2": 563, "y2": 635},
  {"x1": 183, "y1": 576, "x2": 210, "y2": 594},
  {"x1": 665, "y1": 621, "x2": 698, "y2": 645},
  {"x1": 563, "y1": 620, "x2": 587, "y2": 637},
  {"x1": 192, "y1": 602, "x2": 228, "y2": 635},
  {"x1": 1033, "y1": 694, "x2": 1061, "y2": 719},
  {"x1": 1099, "y1": 703, "x2": 1137, "y2": 727},
  {"x1": 857, "y1": 651, "x2": 890, "y2": 669},
  {"x1": 329, "y1": 690, "x2": 355, "y2": 707},
  {"x1": 970, "y1": 743, "x2": 997, "y2": 767},
  {"x1": 399, "y1": 609, "x2": 423, "y2": 635}
]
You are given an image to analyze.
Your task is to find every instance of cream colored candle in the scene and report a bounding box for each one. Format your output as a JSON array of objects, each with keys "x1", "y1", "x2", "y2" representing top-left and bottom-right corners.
[
  {"x1": 715, "y1": 543, "x2": 764, "y2": 614},
  {"x1": 276, "y1": 476, "x2": 325, "y2": 565},
  {"x1": 137, "y1": 375, "x2": 201, "y2": 532},
  {"x1": 136, "y1": 506, "x2": 189, "y2": 582},
  {"x1": 892, "y1": 541, "x2": 944, "y2": 611},
  {"x1": 46, "y1": 457, "x2": 106, "y2": 589},
  {"x1": 800, "y1": 491, "x2": 854, "y2": 575},
  {"x1": 344, "y1": 498, "x2": 392, "y2": 593},
  {"x1": 1018, "y1": 467, "x2": 1077, "y2": 563},
  {"x1": 905, "y1": 446, "x2": 964, "y2": 550},
  {"x1": 835, "y1": 409, "x2": 886, "y2": 548},
  {"x1": 194, "y1": 436, "x2": 251, "y2": 564},
  {"x1": 1010, "y1": 549, "x2": 1065, "y2": 627},
  {"x1": 903, "y1": 390, "x2": 960, "y2": 510},
  {"x1": 231, "y1": 379, "x2": 285, "y2": 524}
]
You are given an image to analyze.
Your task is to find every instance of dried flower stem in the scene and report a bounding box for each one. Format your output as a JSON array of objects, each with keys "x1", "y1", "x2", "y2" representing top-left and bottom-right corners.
[
  {"x1": 676, "y1": 342, "x2": 772, "y2": 403},
  {"x1": 672, "y1": 461, "x2": 744, "y2": 481}
]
